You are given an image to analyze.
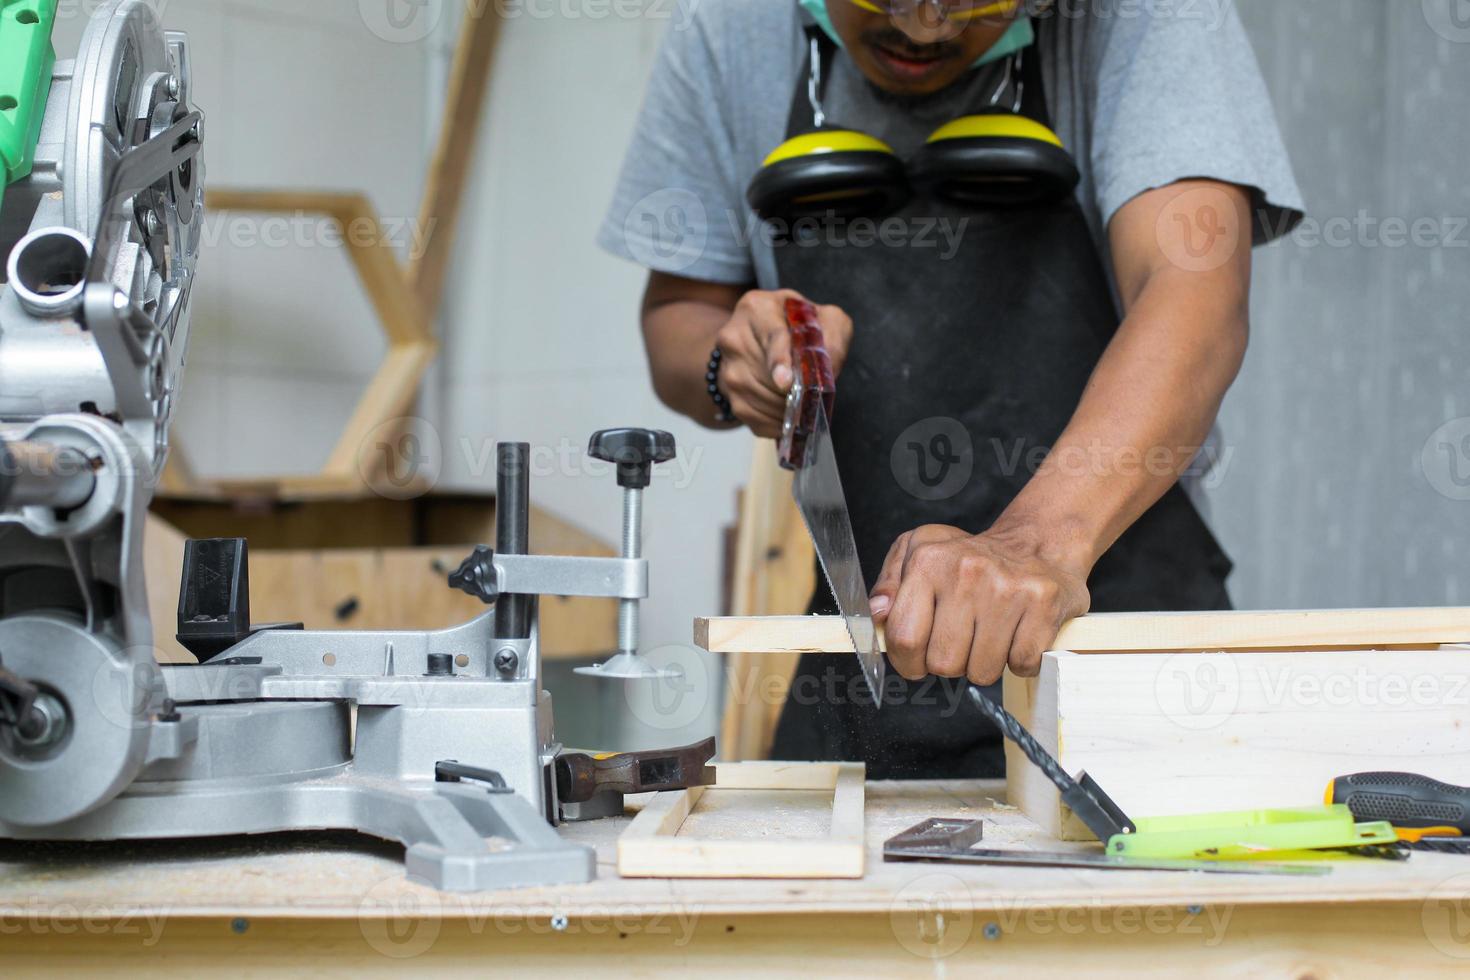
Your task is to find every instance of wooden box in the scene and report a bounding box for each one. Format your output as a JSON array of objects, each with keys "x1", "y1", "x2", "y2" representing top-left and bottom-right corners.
[{"x1": 1003, "y1": 648, "x2": 1470, "y2": 840}]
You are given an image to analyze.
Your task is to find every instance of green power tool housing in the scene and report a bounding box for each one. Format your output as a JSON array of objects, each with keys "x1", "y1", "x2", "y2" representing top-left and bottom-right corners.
[{"x1": 0, "y1": 0, "x2": 58, "y2": 212}]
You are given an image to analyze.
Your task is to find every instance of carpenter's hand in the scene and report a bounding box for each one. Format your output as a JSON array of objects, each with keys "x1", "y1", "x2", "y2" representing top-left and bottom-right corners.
[
  {"x1": 714, "y1": 289, "x2": 852, "y2": 439},
  {"x1": 869, "y1": 524, "x2": 1091, "y2": 684}
]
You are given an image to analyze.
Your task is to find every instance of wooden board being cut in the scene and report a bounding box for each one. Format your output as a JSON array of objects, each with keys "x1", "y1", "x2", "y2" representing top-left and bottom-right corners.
[
  {"x1": 617, "y1": 762, "x2": 864, "y2": 879},
  {"x1": 1004, "y1": 648, "x2": 1470, "y2": 840},
  {"x1": 695, "y1": 608, "x2": 1470, "y2": 655}
]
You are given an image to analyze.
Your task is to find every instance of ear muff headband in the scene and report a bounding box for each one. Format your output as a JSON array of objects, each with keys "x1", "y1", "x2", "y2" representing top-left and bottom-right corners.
[
  {"x1": 910, "y1": 112, "x2": 1080, "y2": 208},
  {"x1": 748, "y1": 130, "x2": 909, "y2": 222}
]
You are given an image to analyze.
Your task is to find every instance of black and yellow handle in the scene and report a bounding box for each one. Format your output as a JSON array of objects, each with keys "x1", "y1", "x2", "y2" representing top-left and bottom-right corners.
[{"x1": 1328, "y1": 771, "x2": 1470, "y2": 842}]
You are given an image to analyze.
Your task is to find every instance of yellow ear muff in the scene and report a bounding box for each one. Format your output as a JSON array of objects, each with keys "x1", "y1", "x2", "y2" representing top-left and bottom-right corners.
[
  {"x1": 911, "y1": 111, "x2": 1080, "y2": 208},
  {"x1": 747, "y1": 129, "x2": 910, "y2": 224}
]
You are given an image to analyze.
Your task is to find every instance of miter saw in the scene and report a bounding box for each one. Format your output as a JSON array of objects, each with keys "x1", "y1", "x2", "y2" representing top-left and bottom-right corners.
[{"x1": 0, "y1": 0, "x2": 712, "y2": 891}]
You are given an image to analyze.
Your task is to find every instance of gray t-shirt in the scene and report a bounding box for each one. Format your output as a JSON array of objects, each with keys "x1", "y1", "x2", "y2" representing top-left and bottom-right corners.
[{"x1": 598, "y1": 0, "x2": 1304, "y2": 290}]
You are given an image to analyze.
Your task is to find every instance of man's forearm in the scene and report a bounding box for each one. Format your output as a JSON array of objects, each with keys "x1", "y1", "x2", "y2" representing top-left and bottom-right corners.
[
  {"x1": 640, "y1": 273, "x2": 749, "y2": 428},
  {"x1": 998, "y1": 263, "x2": 1248, "y2": 571},
  {"x1": 642, "y1": 298, "x2": 733, "y2": 427}
]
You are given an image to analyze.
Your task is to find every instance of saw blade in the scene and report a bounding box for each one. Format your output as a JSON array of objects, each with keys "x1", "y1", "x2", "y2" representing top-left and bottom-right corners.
[{"x1": 791, "y1": 397, "x2": 885, "y2": 707}]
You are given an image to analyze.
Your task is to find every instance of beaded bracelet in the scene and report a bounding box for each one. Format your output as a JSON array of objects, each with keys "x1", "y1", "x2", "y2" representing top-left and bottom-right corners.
[{"x1": 706, "y1": 347, "x2": 735, "y2": 423}]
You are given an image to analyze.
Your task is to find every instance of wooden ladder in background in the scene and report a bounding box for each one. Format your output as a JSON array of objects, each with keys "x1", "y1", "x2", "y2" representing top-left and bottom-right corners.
[{"x1": 718, "y1": 441, "x2": 816, "y2": 761}]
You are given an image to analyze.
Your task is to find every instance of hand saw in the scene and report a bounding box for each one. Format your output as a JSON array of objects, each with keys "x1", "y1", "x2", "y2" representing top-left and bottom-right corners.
[{"x1": 778, "y1": 298, "x2": 884, "y2": 707}]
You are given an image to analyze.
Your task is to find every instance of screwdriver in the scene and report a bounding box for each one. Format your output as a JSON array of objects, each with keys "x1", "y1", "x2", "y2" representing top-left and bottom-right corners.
[{"x1": 1328, "y1": 772, "x2": 1470, "y2": 849}]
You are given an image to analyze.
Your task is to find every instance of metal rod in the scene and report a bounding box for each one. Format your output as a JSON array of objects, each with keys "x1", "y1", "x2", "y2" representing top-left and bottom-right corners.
[
  {"x1": 0, "y1": 440, "x2": 97, "y2": 510},
  {"x1": 617, "y1": 486, "x2": 643, "y2": 656},
  {"x1": 494, "y1": 442, "x2": 530, "y2": 640}
]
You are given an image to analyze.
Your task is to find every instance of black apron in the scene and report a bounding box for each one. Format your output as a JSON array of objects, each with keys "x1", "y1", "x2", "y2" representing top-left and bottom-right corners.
[{"x1": 769, "y1": 26, "x2": 1234, "y2": 779}]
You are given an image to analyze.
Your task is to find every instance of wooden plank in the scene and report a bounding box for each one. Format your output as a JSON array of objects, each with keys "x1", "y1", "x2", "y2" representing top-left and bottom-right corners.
[
  {"x1": 143, "y1": 513, "x2": 193, "y2": 664},
  {"x1": 696, "y1": 608, "x2": 1470, "y2": 655},
  {"x1": 409, "y1": 3, "x2": 505, "y2": 317},
  {"x1": 334, "y1": 196, "x2": 433, "y2": 347},
  {"x1": 718, "y1": 441, "x2": 815, "y2": 761},
  {"x1": 321, "y1": 342, "x2": 438, "y2": 483},
  {"x1": 1006, "y1": 648, "x2": 1470, "y2": 840},
  {"x1": 1, "y1": 905, "x2": 1465, "y2": 978},
  {"x1": 12, "y1": 778, "x2": 1470, "y2": 919},
  {"x1": 617, "y1": 762, "x2": 865, "y2": 879}
]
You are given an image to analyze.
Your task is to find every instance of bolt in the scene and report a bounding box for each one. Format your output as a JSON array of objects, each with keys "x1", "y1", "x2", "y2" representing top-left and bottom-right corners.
[
  {"x1": 982, "y1": 922, "x2": 1001, "y2": 941},
  {"x1": 166, "y1": 74, "x2": 181, "y2": 99},
  {"x1": 494, "y1": 647, "x2": 519, "y2": 676},
  {"x1": 230, "y1": 918, "x2": 249, "y2": 935},
  {"x1": 1186, "y1": 905, "x2": 1204, "y2": 916},
  {"x1": 550, "y1": 914, "x2": 569, "y2": 932},
  {"x1": 144, "y1": 211, "x2": 162, "y2": 237}
]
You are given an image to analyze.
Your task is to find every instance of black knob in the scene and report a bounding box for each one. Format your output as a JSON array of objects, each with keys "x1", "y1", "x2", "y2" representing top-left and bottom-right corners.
[
  {"x1": 448, "y1": 545, "x2": 498, "y2": 604},
  {"x1": 588, "y1": 429, "x2": 677, "y2": 489}
]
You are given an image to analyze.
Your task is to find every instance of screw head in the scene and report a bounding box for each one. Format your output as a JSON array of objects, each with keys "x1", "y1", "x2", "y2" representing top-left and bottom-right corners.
[{"x1": 494, "y1": 647, "x2": 519, "y2": 675}]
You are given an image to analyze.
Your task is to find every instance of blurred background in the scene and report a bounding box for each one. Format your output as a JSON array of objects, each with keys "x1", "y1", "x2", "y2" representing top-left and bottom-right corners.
[{"x1": 53, "y1": 0, "x2": 1469, "y2": 749}]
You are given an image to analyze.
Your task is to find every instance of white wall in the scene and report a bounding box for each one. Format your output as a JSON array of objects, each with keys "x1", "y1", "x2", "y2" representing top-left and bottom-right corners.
[
  {"x1": 52, "y1": 0, "x2": 432, "y2": 480},
  {"x1": 429, "y1": 5, "x2": 752, "y2": 743}
]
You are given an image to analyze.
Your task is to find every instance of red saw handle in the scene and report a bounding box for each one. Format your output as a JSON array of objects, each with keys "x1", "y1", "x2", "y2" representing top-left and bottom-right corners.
[{"x1": 778, "y1": 298, "x2": 835, "y2": 470}]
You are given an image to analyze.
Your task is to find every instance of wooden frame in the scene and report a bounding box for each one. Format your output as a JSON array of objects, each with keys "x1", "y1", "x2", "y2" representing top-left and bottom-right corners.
[
  {"x1": 617, "y1": 762, "x2": 865, "y2": 879},
  {"x1": 696, "y1": 607, "x2": 1470, "y2": 656},
  {"x1": 161, "y1": 7, "x2": 504, "y2": 502}
]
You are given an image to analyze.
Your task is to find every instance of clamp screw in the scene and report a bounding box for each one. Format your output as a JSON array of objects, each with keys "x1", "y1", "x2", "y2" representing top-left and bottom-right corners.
[
  {"x1": 493, "y1": 647, "x2": 519, "y2": 676},
  {"x1": 448, "y1": 545, "x2": 498, "y2": 604}
]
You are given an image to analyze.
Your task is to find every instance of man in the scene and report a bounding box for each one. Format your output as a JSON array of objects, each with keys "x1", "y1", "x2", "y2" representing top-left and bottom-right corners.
[{"x1": 599, "y1": 0, "x2": 1302, "y2": 777}]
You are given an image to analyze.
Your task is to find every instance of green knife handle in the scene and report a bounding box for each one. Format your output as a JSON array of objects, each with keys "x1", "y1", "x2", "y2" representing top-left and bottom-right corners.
[{"x1": 1331, "y1": 771, "x2": 1470, "y2": 832}]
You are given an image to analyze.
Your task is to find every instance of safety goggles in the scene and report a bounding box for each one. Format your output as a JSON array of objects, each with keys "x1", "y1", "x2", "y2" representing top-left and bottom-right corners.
[{"x1": 845, "y1": 0, "x2": 1023, "y2": 23}]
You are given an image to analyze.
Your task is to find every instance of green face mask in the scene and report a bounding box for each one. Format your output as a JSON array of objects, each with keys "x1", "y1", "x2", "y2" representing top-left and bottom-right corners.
[{"x1": 795, "y1": 0, "x2": 1034, "y2": 68}]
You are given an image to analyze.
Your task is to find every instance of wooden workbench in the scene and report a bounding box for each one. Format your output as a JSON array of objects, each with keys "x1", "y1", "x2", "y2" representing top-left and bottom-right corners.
[{"x1": 2, "y1": 780, "x2": 1468, "y2": 976}]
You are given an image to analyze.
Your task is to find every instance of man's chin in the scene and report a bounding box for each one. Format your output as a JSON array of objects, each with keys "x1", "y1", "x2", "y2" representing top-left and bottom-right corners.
[{"x1": 858, "y1": 45, "x2": 967, "y2": 96}]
